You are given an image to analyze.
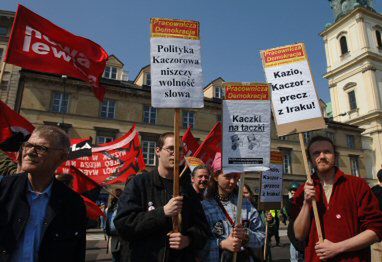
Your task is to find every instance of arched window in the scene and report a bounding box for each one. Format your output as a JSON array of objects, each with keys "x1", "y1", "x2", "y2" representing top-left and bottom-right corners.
[
  {"x1": 340, "y1": 36, "x2": 349, "y2": 55},
  {"x1": 376, "y1": 30, "x2": 382, "y2": 48}
]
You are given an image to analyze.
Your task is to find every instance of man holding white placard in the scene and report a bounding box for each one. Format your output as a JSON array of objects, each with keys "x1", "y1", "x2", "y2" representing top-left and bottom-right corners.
[{"x1": 292, "y1": 136, "x2": 382, "y2": 261}]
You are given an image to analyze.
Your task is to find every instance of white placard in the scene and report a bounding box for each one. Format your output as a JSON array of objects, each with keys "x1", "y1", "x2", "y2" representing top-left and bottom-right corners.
[
  {"x1": 264, "y1": 60, "x2": 322, "y2": 125},
  {"x1": 222, "y1": 99, "x2": 271, "y2": 173},
  {"x1": 260, "y1": 163, "x2": 283, "y2": 203},
  {"x1": 150, "y1": 37, "x2": 204, "y2": 108}
]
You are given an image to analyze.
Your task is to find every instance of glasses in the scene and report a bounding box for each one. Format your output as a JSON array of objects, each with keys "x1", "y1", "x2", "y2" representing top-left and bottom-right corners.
[
  {"x1": 22, "y1": 142, "x2": 63, "y2": 155},
  {"x1": 161, "y1": 146, "x2": 183, "y2": 155}
]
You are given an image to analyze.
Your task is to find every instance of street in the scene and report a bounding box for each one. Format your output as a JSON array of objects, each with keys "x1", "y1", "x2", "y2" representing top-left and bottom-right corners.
[{"x1": 85, "y1": 228, "x2": 291, "y2": 261}]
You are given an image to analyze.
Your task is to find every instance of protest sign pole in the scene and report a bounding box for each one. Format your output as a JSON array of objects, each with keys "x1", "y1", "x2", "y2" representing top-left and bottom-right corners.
[
  {"x1": 179, "y1": 165, "x2": 188, "y2": 178},
  {"x1": 172, "y1": 109, "x2": 181, "y2": 233},
  {"x1": 233, "y1": 172, "x2": 246, "y2": 262},
  {"x1": 102, "y1": 185, "x2": 118, "y2": 199},
  {"x1": 298, "y1": 133, "x2": 324, "y2": 242},
  {"x1": 263, "y1": 217, "x2": 269, "y2": 261},
  {"x1": 0, "y1": 62, "x2": 6, "y2": 84}
]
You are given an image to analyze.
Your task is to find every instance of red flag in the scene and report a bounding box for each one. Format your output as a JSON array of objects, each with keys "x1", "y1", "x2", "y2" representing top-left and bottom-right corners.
[
  {"x1": 193, "y1": 122, "x2": 222, "y2": 165},
  {"x1": 5, "y1": 5, "x2": 108, "y2": 101},
  {"x1": 70, "y1": 166, "x2": 100, "y2": 194},
  {"x1": 0, "y1": 100, "x2": 35, "y2": 152},
  {"x1": 182, "y1": 127, "x2": 199, "y2": 158},
  {"x1": 82, "y1": 195, "x2": 105, "y2": 220}
]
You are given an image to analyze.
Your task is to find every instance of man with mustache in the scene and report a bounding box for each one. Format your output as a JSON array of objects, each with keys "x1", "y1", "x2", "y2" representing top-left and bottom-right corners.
[
  {"x1": 0, "y1": 125, "x2": 86, "y2": 262},
  {"x1": 292, "y1": 136, "x2": 382, "y2": 261},
  {"x1": 191, "y1": 164, "x2": 210, "y2": 200},
  {"x1": 114, "y1": 132, "x2": 208, "y2": 261}
]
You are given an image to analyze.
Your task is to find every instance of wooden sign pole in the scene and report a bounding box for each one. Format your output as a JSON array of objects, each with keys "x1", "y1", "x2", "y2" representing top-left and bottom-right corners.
[
  {"x1": 298, "y1": 133, "x2": 324, "y2": 243},
  {"x1": 0, "y1": 62, "x2": 6, "y2": 88},
  {"x1": 263, "y1": 215, "x2": 269, "y2": 261},
  {"x1": 232, "y1": 172, "x2": 246, "y2": 262},
  {"x1": 172, "y1": 109, "x2": 181, "y2": 233}
]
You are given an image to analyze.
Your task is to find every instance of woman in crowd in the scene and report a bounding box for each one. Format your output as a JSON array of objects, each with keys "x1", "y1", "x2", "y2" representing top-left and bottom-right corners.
[{"x1": 201, "y1": 153, "x2": 265, "y2": 261}]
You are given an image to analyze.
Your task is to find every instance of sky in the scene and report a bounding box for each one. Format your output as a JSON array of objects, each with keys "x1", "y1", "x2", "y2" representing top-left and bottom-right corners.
[{"x1": 1, "y1": 0, "x2": 382, "y2": 102}]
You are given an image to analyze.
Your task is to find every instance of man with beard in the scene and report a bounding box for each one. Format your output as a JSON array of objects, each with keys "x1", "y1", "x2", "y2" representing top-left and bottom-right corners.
[
  {"x1": 292, "y1": 136, "x2": 382, "y2": 261},
  {"x1": 114, "y1": 132, "x2": 208, "y2": 261},
  {"x1": 0, "y1": 125, "x2": 86, "y2": 262},
  {"x1": 191, "y1": 164, "x2": 210, "y2": 200}
]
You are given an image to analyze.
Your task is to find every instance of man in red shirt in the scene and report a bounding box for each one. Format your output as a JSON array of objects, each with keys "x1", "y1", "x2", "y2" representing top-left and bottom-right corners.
[{"x1": 292, "y1": 136, "x2": 382, "y2": 261}]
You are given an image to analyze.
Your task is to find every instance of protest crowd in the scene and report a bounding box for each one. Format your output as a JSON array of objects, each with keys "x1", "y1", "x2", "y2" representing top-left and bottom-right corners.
[{"x1": 1, "y1": 3, "x2": 382, "y2": 262}]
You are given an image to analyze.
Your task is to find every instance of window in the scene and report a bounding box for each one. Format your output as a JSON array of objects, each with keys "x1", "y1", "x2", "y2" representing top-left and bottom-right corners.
[
  {"x1": 350, "y1": 156, "x2": 360, "y2": 177},
  {"x1": 279, "y1": 136, "x2": 288, "y2": 141},
  {"x1": 183, "y1": 111, "x2": 195, "y2": 128},
  {"x1": 340, "y1": 36, "x2": 349, "y2": 55},
  {"x1": 304, "y1": 132, "x2": 312, "y2": 143},
  {"x1": 142, "y1": 140, "x2": 156, "y2": 166},
  {"x1": 0, "y1": 48, "x2": 3, "y2": 62},
  {"x1": 100, "y1": 99, "x2": 116, "y2": 119},
  {"x1": 326, "y1": 132, "x2": 335, "y2": 143},
  {"x1": 376, "y1": 30, "x2": 382, "y2": 48},
  {"x1": 0, "y1": 27, "x2": 7, "y2": 36},
  {"x1": 282, "y1": 151, "x2": 292, "y2": 174},
  {"x1": 214, "y1": 87, "x2": 224, "y2": 99},
  {"x1": 51, "y1": 92, "x2": 69, "y2": 113},
  {"x1": 96, "y1": 136, "x2": 114, "y2": 145},
  {"x1": 104, "y1": 66, "x2": 117, "y2": 79},
  {"x1": 348, "y1": 90, "x2": 357, "y2": 110},
  {"x1": 335, "y1": 153, "x2": 340, "y2": 167},
  {"x1": 217, "y1": 114, "x2": 222, "y2": 122},
  {"x1": 0, "y1": 81, "x2": 8, "y2": 90},
  {"x1": 144, "y1": 73, "x2": 151, "y2": 86},
  {"x1": 143, "y1": 105, "x2": 156, "y2": 124},
  {"x1": 347, "y1": 135, "x2": 355, "y2": 149},
  {"x1": 94, "y1": 127, "x2": 118, "y2": 145}
]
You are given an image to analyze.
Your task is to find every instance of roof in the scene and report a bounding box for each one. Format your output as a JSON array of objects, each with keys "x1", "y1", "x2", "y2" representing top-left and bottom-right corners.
[{"x1": 203, "y1": 77, "x2": 225, "y2": 90}]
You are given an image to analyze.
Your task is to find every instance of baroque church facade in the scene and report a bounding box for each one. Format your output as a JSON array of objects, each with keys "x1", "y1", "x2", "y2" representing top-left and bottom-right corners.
[{"x1": 322, "y1": 0, "x2": 382, "y2": 178}]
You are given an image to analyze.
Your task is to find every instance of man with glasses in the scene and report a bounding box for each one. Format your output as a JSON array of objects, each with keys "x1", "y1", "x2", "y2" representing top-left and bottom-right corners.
[
  {"x1": 0, "y1": 125, "x2": 87, "y2": 262},
  {"x1": 114, "y1": 132, "x2": 208, "y2": 261}
]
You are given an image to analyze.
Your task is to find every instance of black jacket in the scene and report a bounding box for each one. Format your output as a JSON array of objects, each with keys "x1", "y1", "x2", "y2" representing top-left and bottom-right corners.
[
  {"x1": 0, "y1": 173, "x2": 87, "y2": 262},
  {"x1": 114, "y1": 169, "x2": 209, "y2": 262}
]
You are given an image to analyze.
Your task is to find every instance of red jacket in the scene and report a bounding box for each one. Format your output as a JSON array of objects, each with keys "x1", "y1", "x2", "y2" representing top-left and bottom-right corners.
[{"x1": 291, "y1": 169, "x2": 382, "y2": 262}]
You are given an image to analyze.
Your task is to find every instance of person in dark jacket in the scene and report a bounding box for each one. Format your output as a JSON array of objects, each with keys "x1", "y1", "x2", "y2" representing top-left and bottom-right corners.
[
  {"x1": 114, "y1": 132, "x2": 209, "y2": 262},
  {"x1": 0, "y1": 125, "x2": 87, "y2": 262},
  {"x1": 371, "y1": 169, "x2": 382, "y2": 210}
]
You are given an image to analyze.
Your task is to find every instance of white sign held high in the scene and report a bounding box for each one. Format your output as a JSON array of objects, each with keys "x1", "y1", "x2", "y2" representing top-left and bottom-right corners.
[
  {"x1": 222, "y1": 83, "x2": 271, "y2": 173},
  {"x1": 150, "y1": 18, "x2": 204, "y2": 108}
]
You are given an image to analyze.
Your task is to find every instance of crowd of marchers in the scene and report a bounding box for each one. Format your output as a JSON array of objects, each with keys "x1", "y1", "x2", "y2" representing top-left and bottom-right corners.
[{"x1": 0, "y1": 125, "x2": 382, "y2": 262}]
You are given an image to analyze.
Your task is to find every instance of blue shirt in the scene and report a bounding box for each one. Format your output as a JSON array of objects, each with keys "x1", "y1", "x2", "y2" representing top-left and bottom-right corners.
[
  {"x1": 11, "y1": 180, "x2": 53, "y2": 262},
  {"x1": 201, "y1": 195, "x2": 265, "y2": 262}
]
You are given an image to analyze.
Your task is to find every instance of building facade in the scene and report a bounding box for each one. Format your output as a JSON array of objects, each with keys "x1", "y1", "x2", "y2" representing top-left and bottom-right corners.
[
  {"x1": 0, "y1": 10, "x2": 21, "y2": 110},
  {"x1": 0, "y1": 7, "x2": 370, "y2": 197},
  {"x1": 322, "y1": 0, "x2": 382, "y2": 179}
]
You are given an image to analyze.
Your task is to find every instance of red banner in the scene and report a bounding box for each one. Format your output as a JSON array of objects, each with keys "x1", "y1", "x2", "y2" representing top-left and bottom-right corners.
[
  {"x1": 57, "y1": 124, "x2": 146, "y2": 185},
  {"x1": 5, "y1": 5, "x2": 108, "y2": 101},
  {"x1": 0, "y1": 100, "x2": 35, "y2": 152},
  {"x1": 193, "y1": 122, "x2": 222, "y2": 165}
]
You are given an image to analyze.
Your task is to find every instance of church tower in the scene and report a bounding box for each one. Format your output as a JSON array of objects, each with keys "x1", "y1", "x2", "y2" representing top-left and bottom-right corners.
[{"x1": 321, "y1": 0, "x2": 382, "y2": 178}]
